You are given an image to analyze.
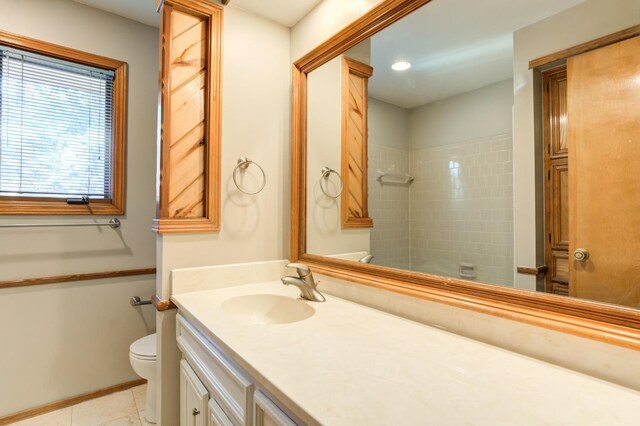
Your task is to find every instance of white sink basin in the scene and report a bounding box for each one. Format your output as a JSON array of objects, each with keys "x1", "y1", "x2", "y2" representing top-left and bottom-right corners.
[{"x1": 221, "y1": 294, "x2": 316, "y2": 325}]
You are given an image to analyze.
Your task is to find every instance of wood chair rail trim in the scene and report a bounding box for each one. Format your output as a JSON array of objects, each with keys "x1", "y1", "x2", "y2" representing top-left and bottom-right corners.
[
  {"x1": 0, "y1": 379, "x2": 146, "y2": 426},
  {"x1": 516, "y1": 265, "x2": 549, "y2": 277},
  {"x1": 291, "y1": 0, "x2": 640, "y2": 352},
  {"x1": 0, "y1": 268, "x2": 156, "y2": 290},
  {"x1": 152, "y1": 294, "x2": 178, "y2": 311}
]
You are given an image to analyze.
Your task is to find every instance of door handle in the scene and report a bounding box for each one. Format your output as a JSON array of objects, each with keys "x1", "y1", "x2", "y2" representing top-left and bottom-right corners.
[{"x1": 573, "y1": 248, "x2": 589, "y2": 261}]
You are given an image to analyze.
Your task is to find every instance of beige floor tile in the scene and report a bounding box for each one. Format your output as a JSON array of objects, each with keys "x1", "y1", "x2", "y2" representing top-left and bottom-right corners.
[
  {"x1": 131, "y1": 385, "x2": 147, "y2": 412},
  {"x1": 10, "y1": 407, "x2": 72, "y2": 426},
  {"x1": 71, "y1": 390, "x2": 137, "y2": 426},
  {"x1": 98, "y1": 414, "x2": 141, "y2": 426},
  {"x1": 137, "y1": 410, "x2": 155, "y2": 426}
]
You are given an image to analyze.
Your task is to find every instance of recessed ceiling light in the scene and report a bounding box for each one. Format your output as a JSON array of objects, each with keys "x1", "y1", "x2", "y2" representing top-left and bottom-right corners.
[{"x1": 391, "y1": 61, "x2": 411, "y2": 71}]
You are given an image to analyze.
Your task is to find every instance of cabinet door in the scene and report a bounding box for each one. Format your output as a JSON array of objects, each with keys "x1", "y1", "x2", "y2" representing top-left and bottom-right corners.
[
  {"x1": 181, "y1": 360, "x2": 209, "y2": 426},
  {"x1": 254, "y1": 391, "x2": 297, "y2": 426},
  {"x1": 208, "y1": 398, "x2": 234, "y2": 426}
]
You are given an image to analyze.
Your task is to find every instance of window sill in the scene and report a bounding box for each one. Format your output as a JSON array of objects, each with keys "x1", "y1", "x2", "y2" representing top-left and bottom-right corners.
[{"x1": 0, "y1": 198, "x2": 124, "y2": 215}]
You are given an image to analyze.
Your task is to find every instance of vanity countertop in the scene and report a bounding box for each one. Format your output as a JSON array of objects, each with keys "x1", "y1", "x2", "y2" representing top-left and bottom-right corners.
[{"x1": 172, "y1": 282, "x2": 639, "y2": 425}]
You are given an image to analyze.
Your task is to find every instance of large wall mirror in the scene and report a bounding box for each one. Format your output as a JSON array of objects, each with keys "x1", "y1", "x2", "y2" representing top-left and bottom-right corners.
[{"x1": 292, "y1": 0, "x2": 640, "y2": 349}]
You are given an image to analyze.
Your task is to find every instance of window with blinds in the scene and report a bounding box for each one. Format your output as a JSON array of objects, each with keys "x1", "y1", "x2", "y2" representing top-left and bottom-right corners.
[
  {"x1": 0, "y1": 46, "x2": 115, "y2": 200},
  {"x1": 0, "y1": 32, "x2": 126, "y2": 215}
]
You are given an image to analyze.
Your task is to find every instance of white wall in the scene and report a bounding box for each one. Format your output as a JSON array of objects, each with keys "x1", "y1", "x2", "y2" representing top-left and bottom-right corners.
[
  {"x1": 512, "y1": 0, "x2": 640, "y2": 290},
  {"x1": 0, "y1": 0, "x2": 157, "y2": 417},
  {"x1": 156, "y1": 6, "x2": 291, "y2": 297},
  {"x1": 306, "y1": 44, "x2": 372, "y2": 256},
  {"x1": 290, "y1": 0, "x2": 384, "y2": 61},
  {"x1": 368, "y1": 97, "x2": 410, "y2": 151},
  {"x1": 156, "y1": 5, "x2": 291, "y2": 424},
  {"x1": 409, "y1": 79, "x2": 513, "y2": 150}
]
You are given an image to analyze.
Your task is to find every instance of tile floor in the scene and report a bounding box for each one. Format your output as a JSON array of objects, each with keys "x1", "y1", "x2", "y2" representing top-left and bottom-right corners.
[{"x1": 11, "y1": 385, "x2": 152, "y2": 426}]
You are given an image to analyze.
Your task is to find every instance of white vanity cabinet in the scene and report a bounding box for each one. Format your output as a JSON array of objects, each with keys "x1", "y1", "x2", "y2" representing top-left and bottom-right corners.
[
  {"x1": 254, "y1": 391, "x2": 297, "y2": 426},
  {"x1": 180, "y1": 360, "x2": 209, "y2": 426},
  {"x1": 208, "y1": 398, "x2": 235, "y2": 426},
  {"x1": 176, "y1": 314, "x2": 300, "y2": 426}
]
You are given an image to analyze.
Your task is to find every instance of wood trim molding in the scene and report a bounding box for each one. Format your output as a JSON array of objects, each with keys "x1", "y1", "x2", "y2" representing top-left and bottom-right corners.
[
  {"x1": 153, "y1": 0, "x2": 223, "y2": 234},
  {"x1": 341, "y1": 57, "x2": 374, "y2": 228},
  {"x1": 529, "y1": 25, "x2": 640, "y2": 69},
  {"x1": 152, "y1": 294, "x2": 177, "y2": 311},
  {"x1": 291, "y1": 0, "x2": 640, "y2": 351},
  {"x1": 0, "y1": 379, "x2": 145, "y2": 425},
  {"x1": 0, "y1": 268, "x2": 156, "y2": 290},
  {"x1": 0, "y1": 30, "x2": 127, "y2": 216},
  {"x1": 516, "y1": 265, "x2": 549, "y2": 277},
  {"x1": 294, "y1": 0, "x2": 433, "y2": 72},
  {"x1": 308, "y1": 257, "x2": 640, "y2": 350}
]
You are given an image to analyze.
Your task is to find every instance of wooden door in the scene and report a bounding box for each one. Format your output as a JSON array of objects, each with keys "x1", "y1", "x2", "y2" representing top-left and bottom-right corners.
[
  {"x1": 543, "y1": 68, "x2": 570, "y2": 296},
  {"x1": 568, "y1": 36, "x2": 640, "y2": 307}
]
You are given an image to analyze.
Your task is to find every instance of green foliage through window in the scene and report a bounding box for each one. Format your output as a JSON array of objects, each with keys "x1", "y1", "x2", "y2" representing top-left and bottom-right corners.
[{"x1": 0, "y1": 47, "x2": 115, "y2": 199}]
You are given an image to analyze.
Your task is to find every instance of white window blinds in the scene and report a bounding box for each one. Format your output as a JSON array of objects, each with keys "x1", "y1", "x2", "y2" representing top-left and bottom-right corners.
[{"x1": 0, "y1": 46, "x2": 115, "y2": 200}]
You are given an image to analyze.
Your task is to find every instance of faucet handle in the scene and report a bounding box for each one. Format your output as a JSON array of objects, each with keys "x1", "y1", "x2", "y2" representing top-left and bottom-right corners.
[{"x1": 286, "y1": 262, "x2": 310, "y2": 277}]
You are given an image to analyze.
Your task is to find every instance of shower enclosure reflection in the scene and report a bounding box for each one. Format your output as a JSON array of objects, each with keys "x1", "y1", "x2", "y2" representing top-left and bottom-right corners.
[
  {"x1": 367, "y1": 80, "x2": 514, "y2": 286},
  {"x1": 304, "y1": 0, "x2": 640, "y2": 309}
]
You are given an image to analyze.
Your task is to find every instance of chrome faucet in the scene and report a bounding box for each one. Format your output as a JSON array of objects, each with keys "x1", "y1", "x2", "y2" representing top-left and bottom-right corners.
[
  {"x1": 281, "y1": 263, "x2": 325, "y2": 302},
  {"x1": 358, "y1": 254, "x2": 374, "y2": 264}
]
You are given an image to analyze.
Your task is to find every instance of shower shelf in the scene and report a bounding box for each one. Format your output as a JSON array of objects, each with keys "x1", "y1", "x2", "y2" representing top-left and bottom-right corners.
[{"x1": 376, "y1": 170, "x2": 414, "y2": 185}]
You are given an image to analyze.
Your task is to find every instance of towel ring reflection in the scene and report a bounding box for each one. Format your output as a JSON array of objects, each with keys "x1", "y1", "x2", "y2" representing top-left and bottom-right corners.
[
  {"x1": 233, "y1": 157, "x2": 266, "y2": 195},
  {"x1": 320, "y1": 167, "x2": 343, "y2": 198}
]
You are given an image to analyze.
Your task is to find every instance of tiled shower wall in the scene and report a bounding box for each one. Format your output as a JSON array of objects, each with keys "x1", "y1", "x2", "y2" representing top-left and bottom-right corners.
[
  {"x1": 409, "y1": 133, "x2": 514, "y2": 286},
  {"x1": 368, "y1": 134, "x2": 514, "y2": 286},
  {"x1": 368, "y1": 144, "x2": 411, "y2": 270}
]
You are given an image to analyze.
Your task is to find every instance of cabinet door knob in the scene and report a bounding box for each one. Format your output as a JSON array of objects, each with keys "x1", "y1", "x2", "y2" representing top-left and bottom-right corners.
[
  {"x1": 573, "y1": 248, "x2": 589, "y2": 261},
  {"x1": 192, "y1": 408, "x2": 200, "y2": 416}
]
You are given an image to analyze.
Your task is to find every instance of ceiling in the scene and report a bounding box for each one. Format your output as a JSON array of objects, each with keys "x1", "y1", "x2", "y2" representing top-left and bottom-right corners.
[
  {"x1": 70, "y1": 0, "x2": 590, "y2": 109},
  {"x1": 71, "y1": 0, "x2": 323, "y2": 28},
  {"x1": 367, "y1": 0, "x2": 587, "y2": 109},
  {"x1": 72, "y1": 0, "x2": 159, "y2": 27},
  {"x1": 232, "y1": 0, "x2": 323, "y2": 27}
]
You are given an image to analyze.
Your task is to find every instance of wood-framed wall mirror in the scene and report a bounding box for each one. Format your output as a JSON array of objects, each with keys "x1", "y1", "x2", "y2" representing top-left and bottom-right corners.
[{"x1": 291, "y1": 0, "x2": 640, "y2": 349}]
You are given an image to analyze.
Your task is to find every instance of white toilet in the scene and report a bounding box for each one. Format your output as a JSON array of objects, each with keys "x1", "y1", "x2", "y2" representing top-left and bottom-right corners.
[{"x1": 129, "y1": 333, "x2": 157, "y2": 423}]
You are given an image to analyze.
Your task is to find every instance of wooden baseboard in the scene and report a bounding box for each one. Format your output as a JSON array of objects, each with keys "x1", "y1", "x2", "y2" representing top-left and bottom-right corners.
[{"x1": 0, "y1": 379, "x2": 146, "y2": 425}]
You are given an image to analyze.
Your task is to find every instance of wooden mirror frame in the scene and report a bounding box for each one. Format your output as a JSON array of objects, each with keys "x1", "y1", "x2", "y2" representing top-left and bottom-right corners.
[{"x1": 291, "y1": 0, "x2": 640, "y2": 350}]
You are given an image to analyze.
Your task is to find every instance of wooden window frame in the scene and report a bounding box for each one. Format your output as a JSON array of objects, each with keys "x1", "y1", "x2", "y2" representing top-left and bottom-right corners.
[{"x1": 0, "y1": 30, "x2": 127, "y2": 215}]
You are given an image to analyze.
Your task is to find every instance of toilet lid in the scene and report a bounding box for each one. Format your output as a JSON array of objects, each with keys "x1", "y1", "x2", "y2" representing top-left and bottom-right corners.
[{"x1": 130, "y1": 333, "x2": 156, "y2": 358}]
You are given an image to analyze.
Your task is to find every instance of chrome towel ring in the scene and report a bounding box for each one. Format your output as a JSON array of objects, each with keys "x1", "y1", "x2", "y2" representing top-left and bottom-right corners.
[
  {"x1": 233, "y1": 157, "x2": 266, "y2": 195},
  {"x1": 320, "y1": 166, "x2": 343, "y2": 198}
]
